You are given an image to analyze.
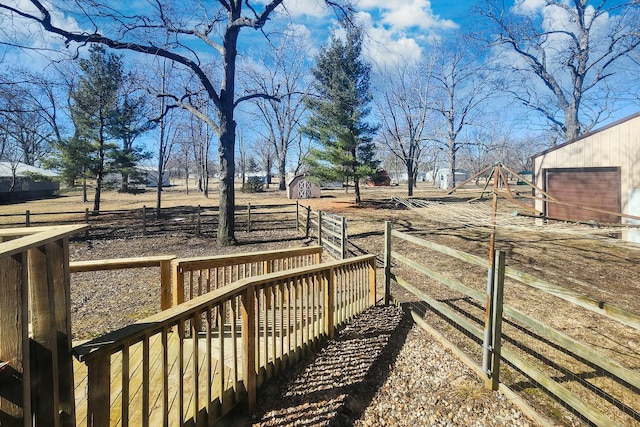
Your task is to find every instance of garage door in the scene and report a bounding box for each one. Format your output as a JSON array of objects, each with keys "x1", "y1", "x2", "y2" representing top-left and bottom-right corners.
[{"x1": 545, "y1": 167, "x2": 621, "y2": 224}]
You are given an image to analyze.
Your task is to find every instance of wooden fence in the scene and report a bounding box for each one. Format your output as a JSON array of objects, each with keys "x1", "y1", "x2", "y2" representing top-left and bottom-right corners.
[
  {"x1": 0, "y1": 203, "x2": 298, "y2": 240},
  {"x1": 383, "y1": 222, "x2": 640, "y2": 427},
  {"x1": 296, "y1": 203, "x2": 348, "y2": 259},
  {"x1": 72, "y1": 255, "x2": 376, "y2": 426}
]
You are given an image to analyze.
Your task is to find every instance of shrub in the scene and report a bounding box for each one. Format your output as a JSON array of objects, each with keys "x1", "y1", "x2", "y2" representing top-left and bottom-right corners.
[{"x1": 242, "y1": 176, "x2": 264, "y2": 193}]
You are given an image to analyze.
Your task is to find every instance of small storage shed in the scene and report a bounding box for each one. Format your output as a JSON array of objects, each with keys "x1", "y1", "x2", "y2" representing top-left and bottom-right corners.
[
  {"x1": 287, "y1": 175, "x2": 321, "y2": 199},
  {"x1": 531, "y1": 112, "x2": 640, "y2": 239}
]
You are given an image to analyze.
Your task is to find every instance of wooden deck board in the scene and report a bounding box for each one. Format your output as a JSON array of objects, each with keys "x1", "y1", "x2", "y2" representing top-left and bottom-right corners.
[{"x1": 73, "y1": 332, "x2": 237, "y2": 427}]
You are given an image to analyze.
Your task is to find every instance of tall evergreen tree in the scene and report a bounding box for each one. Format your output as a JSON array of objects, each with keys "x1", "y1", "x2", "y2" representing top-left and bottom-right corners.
[
  {"x1": 70, "y1": 44, "x2": 123, "y2": 213},
  {"x1": 303, "y1": 25, "x2": 378, "y2": 204}
]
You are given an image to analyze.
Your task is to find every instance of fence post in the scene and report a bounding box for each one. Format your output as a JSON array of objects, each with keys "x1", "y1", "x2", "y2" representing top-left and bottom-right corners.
[
  {"x1": 26, "y1": 209, "x2": 30, "y2": 227},
  {"x1": 305, "y1": 207, "x2": 311, "y2": 238},
  {"x1": 85, "y1": 208, "x2": 90, "y2": 240},
  {"x1": 340, "y1": 217, "x2": 347, "y2": 259},
  {"x1": 384, "y1": 221, "x2": 392, "y2": 305},
  {"x1": 317, "y1": 211, "x2": 322, "y2": 247},
  {"x1": 487, "y1": 250, "x2": 506, "y2": 391},
  {"x1": 247, "y1": 203, "x2": 252, "y2": 232},
  {"x1": 142, "y1": 205, "x2": 147, "y2": 236},
  {"x1": 296, "y1": 202, "x2": 300, "y2": 232},
  {"x1": 241, "y1": 285, "x2": 257, "y2": 411},
  {"x1": 197, "y1": 205, "x2": 201, "y2": 236}
]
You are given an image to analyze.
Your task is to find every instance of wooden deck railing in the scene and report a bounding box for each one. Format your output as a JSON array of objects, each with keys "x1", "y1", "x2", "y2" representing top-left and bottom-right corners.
[
  {"x1": 70, "y1": 256, "x2": 176, "y2": 310},
  {"x1": 171, "y1": 246, "x2": 323, "y2": 307},
  {"x1": 72, "y1": 254, "x2": 376, "y2": 427},
  {"x1": 0, "y1": 225, "x2": 87, "y2": 427}
]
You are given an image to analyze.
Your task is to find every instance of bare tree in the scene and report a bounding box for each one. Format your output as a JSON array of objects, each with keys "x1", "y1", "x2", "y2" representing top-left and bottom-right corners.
[
  {"x1": 430, "y1": 39, "x2": 494, "y2": 189},
  {"x1": 242, "y1": 29, "x2": 312, "y2": 190},
  {"x1": 0, "y1": 0, "x2": 353, "y2": 245},
  {"x1": 375, "y1": 58, "x2": 435, "y2": 196},
  {"x1": 479, "y1": 0, "x2": 640, "y2": 142}
]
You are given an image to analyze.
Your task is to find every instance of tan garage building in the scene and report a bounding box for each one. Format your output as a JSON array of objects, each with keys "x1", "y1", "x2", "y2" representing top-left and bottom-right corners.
[{"x1": 532, "y1": 112, "x2": 640, "y2": 240}]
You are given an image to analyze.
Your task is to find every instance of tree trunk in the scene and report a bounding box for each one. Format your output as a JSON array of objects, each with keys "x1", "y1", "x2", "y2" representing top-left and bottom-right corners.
[
  {"x1": 278, "y1": 157, "x2": 286, "y2": 191},
  {"x1": 406, "y1": 158, "x2": 414, "y2": 197},
  {"x1": 218, "y1": 119, "x2": 236, "y2": 245},
  {"x1": 216, "y1": 23, "x2": 240, "y2": 246},
  {"x1": 448, "y1": 141, "x2": 456, "y2": 189},
  {"x1": 354, "y1": 179, "x2": 361, "y2": 204}
]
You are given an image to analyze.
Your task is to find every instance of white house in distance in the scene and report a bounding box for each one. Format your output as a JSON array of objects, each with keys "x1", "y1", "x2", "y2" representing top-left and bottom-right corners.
[
  {"x1": 531, "y1": 111, "x2": 640, "y2": 241},
  {"x1": 0, "y1": 162, "x2": 60, "y2": 202}
]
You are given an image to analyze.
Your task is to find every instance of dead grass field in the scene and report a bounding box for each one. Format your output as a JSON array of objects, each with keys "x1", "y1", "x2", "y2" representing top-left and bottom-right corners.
[{"x1": 3, "y1": 179, "x2": 639, "y2": 425}]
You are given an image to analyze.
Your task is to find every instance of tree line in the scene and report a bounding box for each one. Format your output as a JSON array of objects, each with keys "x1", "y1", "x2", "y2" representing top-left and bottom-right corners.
[{"x1": 0, "y1": 0, "x2": 638, "y2": 244}]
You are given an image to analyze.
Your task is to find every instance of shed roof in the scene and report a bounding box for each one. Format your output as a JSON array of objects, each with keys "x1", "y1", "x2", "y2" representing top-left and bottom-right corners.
[{"x1": 532, "y1": 111, "x2": 640, "y2": 160}]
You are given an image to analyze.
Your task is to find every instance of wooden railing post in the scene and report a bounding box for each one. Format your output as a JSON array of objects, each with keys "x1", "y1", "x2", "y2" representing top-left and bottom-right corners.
[
  {"x1": 86, "y1": 353, "x2": 110, "y2": 427},
  {"x1": 487, "y1": 250, "x2": 506, "y2": 391},
  {"x1": 241, "y1": 285, "x2": 257, "y2": 411},
  {"x1": 323, "y1": 268, "x2": 336, "y2": 339},
  {"x1": 172, "y1": 260, "x2": 185, "y2": 307},
  {"x1": 160, "y1": 259, "x2": 172, "y2": 310},
  {"x1": 0, "y1": 252, "x2": 30, "y2": 424},
  {"x1": 384, "y1": 221, "x2": 392, "y2": 305},
  {"x1": 368, "y1": 258, "x2": 377, "y2": 307},
  {"x1": 29, "y1": 245, "x2": 60, "y2": 426}
]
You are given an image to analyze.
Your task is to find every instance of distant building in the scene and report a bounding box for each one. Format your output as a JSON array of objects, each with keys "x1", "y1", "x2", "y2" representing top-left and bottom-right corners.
[
  {"x1": 287, "y1": 175, "x2": 321, "y2": 199},
  {"x1": 0, "y1": 162, "x2": 60, "y2": 202},
  {"x1": 425, "y1": 168, "x2": 470, "y2": 189}
]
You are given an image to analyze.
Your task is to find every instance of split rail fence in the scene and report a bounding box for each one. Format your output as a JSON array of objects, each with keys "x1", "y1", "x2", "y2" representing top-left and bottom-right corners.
[
  {"x1": 296, "y1": 202, "x2": 348, "y2": 259},
  {"x1": 0, "y1": 203, "x2": 298, "y2": 239},
  {"x1": 0, "y1": 225, "x2": 376, "y2": 427},
  {"x1": 383, "y1": 222, "x2": 640, "y2": 427}
]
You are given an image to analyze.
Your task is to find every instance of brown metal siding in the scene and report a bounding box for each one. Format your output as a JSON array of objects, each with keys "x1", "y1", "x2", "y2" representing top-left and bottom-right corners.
[{"x1": 545, "y1": 167, "x2": 621, "y2": 224}]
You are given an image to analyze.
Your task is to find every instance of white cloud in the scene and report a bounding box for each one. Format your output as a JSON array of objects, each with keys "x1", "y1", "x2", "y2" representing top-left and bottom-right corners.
[
  {"x1": 272, "y1": 0, "x2": 331, "y2": 18},
  {"x1": 511, "y1": 0, "x2": 546, "y2": 15},
  {"x1": 356, "y1": 12, "x2": 423, "y2": 71},
  {"x1": 358, "y1": 0, "x2": 457, "y2": 32}
]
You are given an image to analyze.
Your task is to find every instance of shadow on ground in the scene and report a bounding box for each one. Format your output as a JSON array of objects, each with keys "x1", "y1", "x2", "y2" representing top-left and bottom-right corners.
[{"x1": 224, "y1": 304, "x2": 413, "y2": 426}]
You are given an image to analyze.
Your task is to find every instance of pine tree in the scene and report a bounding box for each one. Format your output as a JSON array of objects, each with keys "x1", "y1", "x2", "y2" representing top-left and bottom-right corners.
[
  {"x1": 70, "y1": 44, "x2": 123, "y2": 212},
  {"x1": 303, "y1": 25, "x2": 378, "y2": 204}
]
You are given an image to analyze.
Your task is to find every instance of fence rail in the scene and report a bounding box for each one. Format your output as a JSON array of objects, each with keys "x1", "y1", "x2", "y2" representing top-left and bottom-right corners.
[
  {"x1": 0, "y1": 203, "x2": 298, "y2": 239},
  {"x1": 72, "y1": 254, "x2": 376, "y2": 426},
  {"x1": 384, "y1": 223, "x2": 640, "y2": 427}
]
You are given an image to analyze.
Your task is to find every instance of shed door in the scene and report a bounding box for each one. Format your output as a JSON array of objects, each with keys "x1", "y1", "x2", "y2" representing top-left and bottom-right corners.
[{"x1": 545, "y1": 167, "x2": 621, "y2": 224}]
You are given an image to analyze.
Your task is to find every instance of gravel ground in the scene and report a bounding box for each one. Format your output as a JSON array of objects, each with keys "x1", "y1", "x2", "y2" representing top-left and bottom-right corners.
[{"x1": 232, "y1": 305, "x2": 536, "y2": 427}]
